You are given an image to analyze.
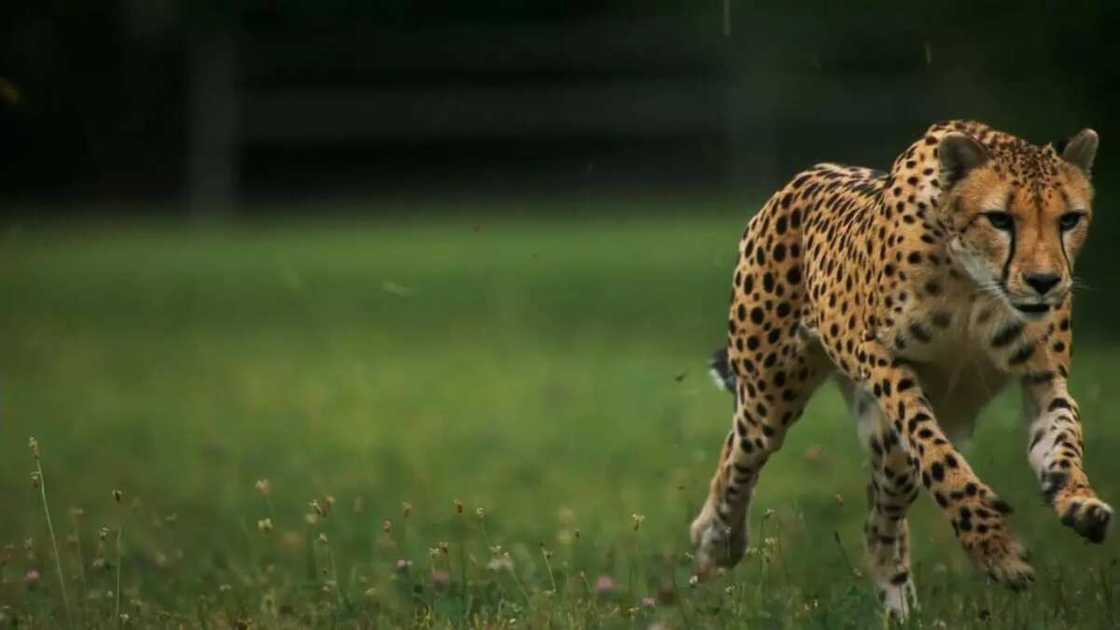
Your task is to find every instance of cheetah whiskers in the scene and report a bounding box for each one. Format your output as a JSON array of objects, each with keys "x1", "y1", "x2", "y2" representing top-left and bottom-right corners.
[{"x1": 1070, "y1": 276, "x2": 1094, "y2": 293}]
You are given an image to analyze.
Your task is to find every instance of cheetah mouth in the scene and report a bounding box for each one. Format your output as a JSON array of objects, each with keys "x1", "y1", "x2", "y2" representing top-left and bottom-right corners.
[{"x1": 1011, "y1": 302, "x2": 1051, "y2": 318}]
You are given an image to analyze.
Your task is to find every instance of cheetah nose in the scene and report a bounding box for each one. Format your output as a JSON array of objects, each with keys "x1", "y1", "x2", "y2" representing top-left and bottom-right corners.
[{"x1": 1024, "y1": 272, "x2": 1061, "y2": 296}]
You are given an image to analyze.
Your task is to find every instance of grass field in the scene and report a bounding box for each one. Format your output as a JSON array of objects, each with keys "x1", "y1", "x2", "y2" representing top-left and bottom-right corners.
[{"x1": 2, "y1": 200, "x2": 1119, "y2": 628}]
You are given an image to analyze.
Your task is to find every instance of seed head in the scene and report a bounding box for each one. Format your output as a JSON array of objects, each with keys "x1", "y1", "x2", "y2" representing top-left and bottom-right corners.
[
  {"x1": 631, "y1": 513, "x2": 646, "y2": 531},
  {"x1": 594, "y1": 575, "x2": 617, "y2": 595},
  {"x1": 430, "y1": 569, "x2": 450, "y2": 589},
  {"x1": 486, "y1": 552, "x2": 514, "y2": 572},
  {"x1": 28, "y1": 437, "x2": 39, "y2": 459},
  {"x1": 29, "y1": 472, "x2": 40, "y2": 488},
  {"x1": 257, "y1": 518, "x2": 273, "y2": 534},
  {"x1": 475, "y1": 507, "x2": 486, "y2": 519},
  {"x1": 401, "y1": 502, "x2": 413, "y2": 519},
  {"x1": 317, "y1": 533, "x2": 328, "y2": 545},
  {"x1": 382, "y1": 520, "x2": 393, "y2": 534},
  {"x1": 112, "y1": 490, "x2": 124, "y2": 504},
  {"x1": 254, "y1": 479, "x2": 271, "y2": 496},
  {"x1": 437, "y1": 541, "x2": 449, "y2": 554}
]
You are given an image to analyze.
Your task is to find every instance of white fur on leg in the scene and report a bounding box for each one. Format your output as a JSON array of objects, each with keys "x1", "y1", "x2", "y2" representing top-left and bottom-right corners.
[
  {"x1": 878, "y1": 577, "x2": 918, "y2": 621},
  {"x1": 690, "y1": 499, "x2": 748, "y2": 572}
]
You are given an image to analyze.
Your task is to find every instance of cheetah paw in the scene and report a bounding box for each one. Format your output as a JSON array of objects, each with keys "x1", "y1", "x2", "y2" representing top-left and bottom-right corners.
[
  {"x1": 690, "y1": 505, "x2": 747, "y2": 572},
  {"x1": 977, "y1": 537, "x2": 1035, "y2": 591},
  {"x1": 879, "y1": 577, "x2": 918, "y2": 622},
  {"x1": 1060, "y1": 497, "x2": 1113, "y2": 544}
]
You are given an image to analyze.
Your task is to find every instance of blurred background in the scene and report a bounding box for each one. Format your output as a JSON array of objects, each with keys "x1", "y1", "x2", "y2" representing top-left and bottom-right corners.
[
  {"x1": 2, "y1": 2, "x2": 1120, "y2": 627},
  {"x1": 3, "y1": 2, "x2": 1119, "y2": 211}
]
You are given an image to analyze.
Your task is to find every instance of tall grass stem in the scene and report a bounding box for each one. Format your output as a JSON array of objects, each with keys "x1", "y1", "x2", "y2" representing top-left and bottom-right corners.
[{"x1": 30, "y1": 439, "x2": 72, "y2": 627}]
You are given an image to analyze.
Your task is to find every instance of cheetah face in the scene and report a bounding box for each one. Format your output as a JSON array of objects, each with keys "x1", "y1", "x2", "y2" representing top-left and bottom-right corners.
[{"x1": 939, "y1": 130, "x2": 1097, "y2": 320}]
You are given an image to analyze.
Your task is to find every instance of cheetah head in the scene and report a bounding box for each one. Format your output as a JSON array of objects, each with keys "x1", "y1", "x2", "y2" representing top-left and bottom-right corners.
[{"x1": 938, "y1": 129, "x2": 1097, "y2": 320}]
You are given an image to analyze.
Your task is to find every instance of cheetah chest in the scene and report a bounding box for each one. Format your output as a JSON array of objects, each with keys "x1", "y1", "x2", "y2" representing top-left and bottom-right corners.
[{"x1": 883, "y1": 292, "x2": 1011, "y2": 439}]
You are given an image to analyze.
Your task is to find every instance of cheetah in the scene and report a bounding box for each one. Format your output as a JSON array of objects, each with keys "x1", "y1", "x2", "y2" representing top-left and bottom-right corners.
[{"x1": 690, "y1": 121, "x2": 1111, "y2": 618}]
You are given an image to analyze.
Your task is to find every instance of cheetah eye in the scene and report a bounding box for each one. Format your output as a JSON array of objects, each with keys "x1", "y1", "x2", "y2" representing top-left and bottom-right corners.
[
  {"x1": 984, "y1": 211, "x2": 1014, "y2": 231},
  {"x1": 1059, "y1": 212, "x2": 1085, "y2": 231}
]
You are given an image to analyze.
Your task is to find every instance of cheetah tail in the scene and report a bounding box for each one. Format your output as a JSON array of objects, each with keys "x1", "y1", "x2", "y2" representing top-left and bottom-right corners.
[{"x1": 708, "y1": 347, "x2": 736, "y2": 394}]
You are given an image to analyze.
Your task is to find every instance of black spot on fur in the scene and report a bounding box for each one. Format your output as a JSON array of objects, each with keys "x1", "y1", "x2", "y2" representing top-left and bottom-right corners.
[{"x1": 992, "y1": 322, "x2": 1024, "y2": 348}]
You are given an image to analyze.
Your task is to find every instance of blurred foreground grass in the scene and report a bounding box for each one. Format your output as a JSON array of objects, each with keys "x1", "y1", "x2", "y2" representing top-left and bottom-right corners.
[{"x1": 1, "y1": 201, "x2": 1119, "y2": 628}]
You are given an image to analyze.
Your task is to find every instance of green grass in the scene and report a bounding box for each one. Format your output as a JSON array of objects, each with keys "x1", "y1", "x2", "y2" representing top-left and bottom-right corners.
[{"x1": 1, "y1": 201, "x2": 1118, "y2": 628}]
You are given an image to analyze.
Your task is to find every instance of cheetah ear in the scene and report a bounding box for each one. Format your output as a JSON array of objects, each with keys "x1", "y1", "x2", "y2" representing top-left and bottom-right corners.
[
  {"x1": 938, "y1": 133, "x2": 989, "y2": 189},
  {"x1": 1061, "y1": 128, "x2": 1098, "y2": 175}
]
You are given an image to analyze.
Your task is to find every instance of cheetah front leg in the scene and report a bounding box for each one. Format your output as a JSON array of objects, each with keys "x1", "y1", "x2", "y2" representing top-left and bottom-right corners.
[
  {"x1": 1022, "y1": 380, "x2": 1112, "y2": 541},
  {"x1": 859, "y1": 342, "x2": 1035, "y2": 589},
  {"x1": 1008, "y1": 312, "x2": 1113, "y2": 543}
]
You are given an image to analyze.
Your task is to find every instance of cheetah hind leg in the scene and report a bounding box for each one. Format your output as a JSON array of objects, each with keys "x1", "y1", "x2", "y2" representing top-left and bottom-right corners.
[
  {"x1": 692, "y1": 342, "x2": 828, "y2": 574},
  {"x1": 840, "y1": 377, "x2": 921, "y2": 620}
]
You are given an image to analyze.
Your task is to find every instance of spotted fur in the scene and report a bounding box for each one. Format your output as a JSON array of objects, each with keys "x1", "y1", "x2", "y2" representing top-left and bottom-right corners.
[{"x1": 690, "y1": 121, "x2": 1111, "y2": 619}]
